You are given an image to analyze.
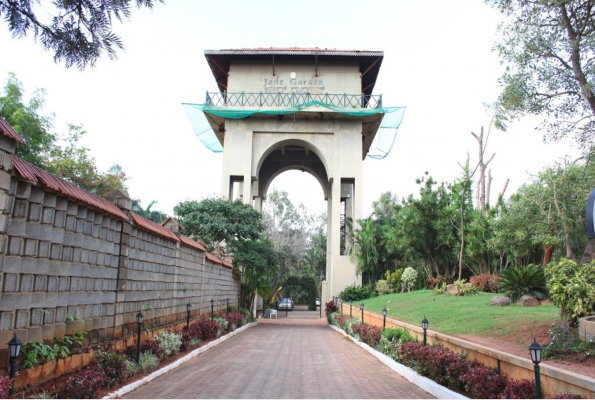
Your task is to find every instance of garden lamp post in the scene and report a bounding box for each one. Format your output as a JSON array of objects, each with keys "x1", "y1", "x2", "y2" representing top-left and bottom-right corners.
[
  {"x1": 8, "y1": 334, "x2": 22, "y2": 396},
  {"x1": 422, "y1": 317, "x2": 428, "y2": 346},
  {"x1": 136, "y1": 311, "x2": 143, "y2": 362},
  {"x1": 360, "y1": 303, "x2": 365, "y2": 324},
  {"x1": 349, "y1": 300, "x2": 352, "y2": 318},
  {"x1": 226, "y1": 298, "x2": 230, "y2": 313},
  {"x1": 210, "y1": 299, "x2": 215, "y2": 322},
  {"x1": 382, "y1": 308, "x2": 387, "y2": 329},
  {"x1": 186, "y1": 303, "x2": 191, "y2": 330},
  {"x1": 529, "y1": 338, "x2": 544, "y2": 399},
  {"x1": 238, "y1": 293, "x2": 241, "y2": 309}
]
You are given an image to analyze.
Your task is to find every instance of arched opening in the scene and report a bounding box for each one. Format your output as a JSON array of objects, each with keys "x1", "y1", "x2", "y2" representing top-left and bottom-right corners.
[{"x1": 258, "y1": 144, "x2": 328, "y2": 315}]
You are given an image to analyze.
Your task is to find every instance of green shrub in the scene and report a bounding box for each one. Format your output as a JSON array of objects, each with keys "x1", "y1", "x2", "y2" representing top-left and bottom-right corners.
[
  {"x1": 375, "y1": 280, "x2": 393, "y2": 296},
  {"x1": 546, "y1": 259, "x2": 595, "y2": 322},
  {"x1": 344, "y1": 317, "x2": 361, "y2": 337},
  {"x1": 543, "y1": 322, "x2": 594, "y2": 360},
  {"x1": 499, "y1": 264, "x2": 547, "y2": 301},
  {"x1": 337, "y1": 284, "x2": 377, "y2": 302},
  {"x1": 329, "y1": 311, "x2": 342, "y2": 326},
  {"x1": 155, "y1": 331, "x2": 182, "y2": 358},
  {"x1": 385, "y1": 269, "x2": 403, "y2": 291},
  {"x1": 128, "y1": 352, "x2": 160, "y2": 375},
  {"x1": 401, "y1": 267, "x2": 418, "y2": 292},
  {"x1": 213, "y1": 316, "x2": 229, "y2": 333},
  {"x1": 380, "y1": 328, "x2": 415, "y2": 360},
  {"x1": 455, "y1": 279, "x2": 479, "y2": 296},
  {"x1": 433, "y1": 282, "x2": 447, "y2": 295}
]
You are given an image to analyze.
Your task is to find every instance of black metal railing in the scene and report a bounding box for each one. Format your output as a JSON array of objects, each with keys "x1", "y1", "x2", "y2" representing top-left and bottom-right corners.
[{"x1": 205, "y1": 92, "x2": 382, "y2": 109}]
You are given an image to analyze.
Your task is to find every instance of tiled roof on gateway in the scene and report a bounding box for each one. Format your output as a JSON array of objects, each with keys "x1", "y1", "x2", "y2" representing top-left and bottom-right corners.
[{"x1": 12, "y1": 156, "x2": 129, "y2": 221}]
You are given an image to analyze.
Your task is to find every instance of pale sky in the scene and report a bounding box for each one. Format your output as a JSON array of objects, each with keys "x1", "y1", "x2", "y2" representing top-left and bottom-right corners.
[{"x1": 0, "y1": 0, "x2": 579, "y2": 219}]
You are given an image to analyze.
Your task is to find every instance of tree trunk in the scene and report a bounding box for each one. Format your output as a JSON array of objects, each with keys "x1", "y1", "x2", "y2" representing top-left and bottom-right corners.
[
  {"x1": 486, "y1": 169, "x2": 492, "y2": 207},
  {"x1": 542, "y1": 244, "x2": 555, "y2": 266},
  {"x1": 581, "y1": 238, "x2": 595, "y2": 264}
]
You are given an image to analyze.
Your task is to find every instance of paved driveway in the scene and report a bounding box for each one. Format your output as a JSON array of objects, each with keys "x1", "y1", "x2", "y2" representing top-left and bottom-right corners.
[{"x1": 123, "y1": 325, "x2": 433, "y2": 399}]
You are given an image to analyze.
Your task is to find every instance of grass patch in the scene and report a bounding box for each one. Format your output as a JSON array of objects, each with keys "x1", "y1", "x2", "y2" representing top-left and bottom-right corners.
[{"x1": 361, "y1": 290, "x2": 560, "y2": 337}]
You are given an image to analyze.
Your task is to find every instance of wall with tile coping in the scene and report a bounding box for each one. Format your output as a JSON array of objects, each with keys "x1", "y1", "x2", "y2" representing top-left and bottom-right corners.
[{"x1": 0, "y1": 128, "x2": 240, "y2": 371}]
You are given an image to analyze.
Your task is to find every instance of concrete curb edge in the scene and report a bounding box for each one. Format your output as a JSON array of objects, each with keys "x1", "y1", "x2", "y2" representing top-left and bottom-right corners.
[
  {"x1": 328, "y1": 324, "x2": 468, "y2": 399},
  {"x1": 103, "y1": 322, "x2": 259, "y2": 399}
]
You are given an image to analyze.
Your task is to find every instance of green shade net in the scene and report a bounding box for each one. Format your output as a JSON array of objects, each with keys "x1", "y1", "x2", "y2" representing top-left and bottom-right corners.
[{"x1": 183, "y1": 101, "x2": 405, "y2": 158}]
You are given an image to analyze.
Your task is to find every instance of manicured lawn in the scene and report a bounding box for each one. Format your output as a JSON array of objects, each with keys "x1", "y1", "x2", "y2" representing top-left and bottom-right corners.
[{"x1": 361, "y1": 290, "x2": 560, "y2": 337}]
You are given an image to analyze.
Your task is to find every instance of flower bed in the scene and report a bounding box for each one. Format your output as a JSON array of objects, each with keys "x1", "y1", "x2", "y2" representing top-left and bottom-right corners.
[
  {"x1": 328, "y1": 311, "x2": 581, "y2": 399},
  {"x1": 3, "y1": 308, "x2": 255, "y2": 399}
]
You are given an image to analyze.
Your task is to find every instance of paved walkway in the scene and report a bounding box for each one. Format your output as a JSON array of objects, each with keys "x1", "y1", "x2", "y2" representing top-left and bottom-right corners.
[
  {"x1": 123, "y1": 325, "x2": 433, "y2": 399},
  {"x1": 258, "y1": 306, "x2": 327, "y2": 326}
]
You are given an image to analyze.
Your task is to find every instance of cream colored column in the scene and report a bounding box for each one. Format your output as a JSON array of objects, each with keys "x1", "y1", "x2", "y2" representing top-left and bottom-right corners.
[
  {"x1": 242, "y1": 131, "x2": 254, "y2": 203},
  {"x1": 329, "y1": 178, "x2": 341, "y2": 297}
]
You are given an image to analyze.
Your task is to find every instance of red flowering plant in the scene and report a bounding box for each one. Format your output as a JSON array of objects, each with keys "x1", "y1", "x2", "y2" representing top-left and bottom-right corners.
[
  {"x1": 127, "y1": 337, "x2": 166, "y2": 361},
  {"x1": 470, "y1": 274, "x2": 503, "y2": 293},
  {"x1": 459, "y1": 364, "x2": 507, "y2": 399},
  {"x1": 501, "y1": 378, "x2": 536, "y2": 399},
  {"x1": 0, "y1": 376, "x2": 12, "y2": 399},
  {"x1": 325, "y1": 299, "x2": 338, "y2": 314},
  {"x1": 61, "y1": 364, "x2": 106, "y2": 399},
  {"x1": 190, "y1": 320, "x2": 220, "y2": 341},
  {"x1": 335, "y1": 315, "x2": 348, "y2": 329},
  {"x1": 92, "y1": 350, "x2": 129, "y2": 388},
  {"x1": 352, "y1": 324, "x2": 383, "y2": 348},
  {"x1": 223, "y1": 312, "x2": 244, "y2": 329}
]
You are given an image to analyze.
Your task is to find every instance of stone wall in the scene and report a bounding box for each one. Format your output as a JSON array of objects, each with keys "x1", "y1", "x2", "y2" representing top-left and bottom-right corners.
[{"x1": 0, "y1": 126, "x2": 240, "y2": 367}]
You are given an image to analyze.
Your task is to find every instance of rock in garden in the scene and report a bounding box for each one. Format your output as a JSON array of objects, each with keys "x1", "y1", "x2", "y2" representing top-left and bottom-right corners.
[
  {"x1": 518, "y1": 295, "x2": 540, "y2": 307},
  {"x1": 446, "y1": 283, "x2": 461, "y2": 296},
  {"x1": 490, "y1": 296, "x2": 512, "y2": 306},
  {"x1": 464, "y1": 283, "x2": 474, "y2": 288}
]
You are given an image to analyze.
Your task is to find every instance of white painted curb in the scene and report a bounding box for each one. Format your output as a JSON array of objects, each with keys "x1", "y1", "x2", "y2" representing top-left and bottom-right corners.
[
  {"x1": 329, "y1": 324, "x2": 468, "y2": 399},
  {"x1": 103, "y1": 322, "x2": 258, "y2": 399}
]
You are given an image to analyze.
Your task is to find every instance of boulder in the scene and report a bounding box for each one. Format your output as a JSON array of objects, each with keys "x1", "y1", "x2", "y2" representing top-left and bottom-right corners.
[
  {"x1": 464, "y1": 283, "x2": 474, "y2": 289},
  {"x1": 490, "y1": 296, "x2": 512, "y2": 306},
  {"x1": 519, "y1": 295, "x2": 540, "y2": 307},
  {"x1": 446, "y1": 284, "x2": 461, "y2": 296},
  {"x1": 540, "y1": 299, "x2": 554, "y2": 306}
]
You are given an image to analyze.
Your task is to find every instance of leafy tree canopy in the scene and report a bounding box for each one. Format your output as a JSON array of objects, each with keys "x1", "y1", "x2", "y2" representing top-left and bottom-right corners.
[
  {"x1": 487, "y1": 0, "x2": 595, "y2": 150},
  {"x1": 0, "y1": 73, "x2": 127, "y2": 196},
  {"x1": 174, "y1": 197, "x2": 265, "y2": 252},
  {"x1": 0, "y1": 0, "x2": 163, "y2": 69},
  {"x1": 132, "y1": 199, "x2": 167, "y2": 224}
]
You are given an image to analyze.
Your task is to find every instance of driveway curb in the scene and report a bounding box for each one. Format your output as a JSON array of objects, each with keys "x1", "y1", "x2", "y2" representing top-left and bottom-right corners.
[
  {"x1": 329, "y1": 324, "x2": 467, "y2": 399},
  {"x1": 103, "y1": 322, "x2": 258, "y2": 399}
]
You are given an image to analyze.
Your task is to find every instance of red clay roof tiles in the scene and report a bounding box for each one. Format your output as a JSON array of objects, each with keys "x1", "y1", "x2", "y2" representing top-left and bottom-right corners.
[
  {"x1": 180, "y1": 235, "x2": 206, "y2": 251},
  {"x1": 130, "y1": 211, "x2": 179, "y2": 242},
  {"x1": 0, "y1": 118, "x2": 26, "y2": 145},
  {"x1": 205, "y1": 252, "x2": 222, "y2": 264},
  {"x1": 12, "y1": 156, "x2": 129, "y2": 220}
]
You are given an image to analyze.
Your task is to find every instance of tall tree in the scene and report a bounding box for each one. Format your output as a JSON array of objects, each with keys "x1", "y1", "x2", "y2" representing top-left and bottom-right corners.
[
  {"x1": 0, "y1": 73, "x2": 127, "y2": 196},
  {"x1": 0, "y1": 0, "x2": 163, "y2": 69},
  {"x1": 488, "y1": 0, "x2": 595, "y2": 150}
]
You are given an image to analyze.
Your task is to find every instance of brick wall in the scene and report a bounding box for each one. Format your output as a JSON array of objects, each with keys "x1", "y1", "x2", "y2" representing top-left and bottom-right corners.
[{"x1": 0, "y1": 127, "x2": 240, "y2": 362}]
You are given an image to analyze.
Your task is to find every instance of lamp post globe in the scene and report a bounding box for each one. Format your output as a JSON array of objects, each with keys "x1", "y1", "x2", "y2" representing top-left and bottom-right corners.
[
  {"x1": 382, "y1": 308, "x2": 387, "y2": 328},
  {"x1": 529, "y1": 338, "x2": 544, "y2": 399},
  {"x1": 8, "y1": 334, "x2": 22, "y2": 395},
  {"x1": 422, "y1": 317, "x2": 428, "y2": 346}
]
